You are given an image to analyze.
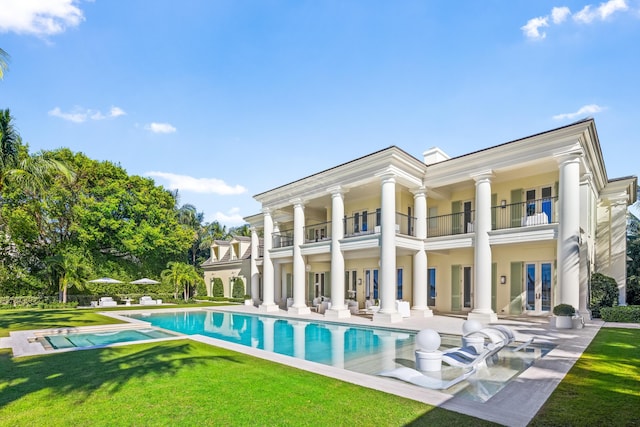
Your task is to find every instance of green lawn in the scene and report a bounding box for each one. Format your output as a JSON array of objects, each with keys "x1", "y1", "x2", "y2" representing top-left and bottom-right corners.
[
  {"x1": 1, "y1": 308, "x2": 638, "y2": 426},
  {"x1": 0, "y1": 308, "x2": 494, "y2": 426},
  {"x1": 530, "y1": 327, "x2": 640, "y2": 426}
]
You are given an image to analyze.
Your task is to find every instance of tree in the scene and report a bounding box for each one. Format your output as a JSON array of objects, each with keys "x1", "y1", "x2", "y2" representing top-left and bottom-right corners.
[
  {"x1": 229, "y1": 224, "x2": 251, "y2": 237},
  {"x1": 0, "y1": 48, "x2": 8, "y2": 80},
  {"x1": 0, "y1": 110, "x2": 74, "y2": 195},
  {"x1": 46, "y1": 247, "x2": 90, "y2": 303},
  {"x1": 178, "y1": 203, "x2": 205, "y2": 267},
  {"x1": 161, "y1": 261, "x2": 203, "y2": 301}
]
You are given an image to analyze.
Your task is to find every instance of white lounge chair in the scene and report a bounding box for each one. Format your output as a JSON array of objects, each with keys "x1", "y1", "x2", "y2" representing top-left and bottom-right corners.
[
  {"x1": 441, "y1": 325, "x2": 515, "y2": 369},
  {"x1": 139, "y1": 296, "x2": 161, "y2": 305},
  {"x1": 98, "y1": 297, "x2": 118, "y2": 307}
]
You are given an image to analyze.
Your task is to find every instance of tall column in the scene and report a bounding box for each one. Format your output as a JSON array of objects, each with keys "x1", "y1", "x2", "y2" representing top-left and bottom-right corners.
[
  {"x1": 610, "y1": 198, "x2": 629, "y2": 306},
  {"x1": 327, "y1": 187, "x2": 350, "y2": 318},
  {"x1": 557, "y1": 154, "x2": 581, "y2": 311},
  {"x1": 274, "y1": 261, "x2": 282, "y2": 308},
  {"x1": 289, "y1": 199, "x2": 311, "y2": 314},
  {"x1": 374, "y1": 173, "x2": 402, "y2": 323},
  {"x1": 411, "y1": 187, "x2": 432, "y2": 317},
  {"x1": 250, "y1": 226, "x2": 260, "y2": 306},
  {"x1": 469, "y1": 171, "x2": 498, "y2": 323},
  {"x1": 259, "y1": 209, "x2": 279, "y2": 312}
]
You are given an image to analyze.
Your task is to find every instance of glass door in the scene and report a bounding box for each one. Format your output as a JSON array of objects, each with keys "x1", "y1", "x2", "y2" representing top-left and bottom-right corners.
[
  {"x1": 364, "y1": 269, "x2": 379, "y2": 301},
  {"x1": 427, "y1": 268, "x2": 436, "y2": 307},
  {"x1": 525, "y1": 262, "x2": 552, "y2": 313},
  {"x1": 463, "y1": 266, "x2": 472, "y2": 310}
]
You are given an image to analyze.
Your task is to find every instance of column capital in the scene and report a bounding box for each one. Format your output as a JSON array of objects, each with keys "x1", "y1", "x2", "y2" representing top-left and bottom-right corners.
[
  {"x1": 410, "y1": 186, "x2": 427, "y2": 197},
  {"x1": 290, "y1": 198, "x2": 306, "y2": 208},
  {"x1": 261, "y1": 207, "x2": 272, "y2": 216},
  {"x1": 554, "y1": 145, "x2": 583, "y2": 165},
  {"x1": 327, "y1": 185, "x2": 347, "y2": 196},
  {"x1": 470, "y1": 170, "x2": 494, "y2": 183}
]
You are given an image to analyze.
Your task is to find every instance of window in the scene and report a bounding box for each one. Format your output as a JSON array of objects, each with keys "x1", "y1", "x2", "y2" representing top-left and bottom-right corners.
[
  {"x1": 362, "y1": 210, "x2": 368, "y2": 231},
  {"x1": 397, "y1": 268, "x2": 403, "y2": 300},
  {"x1": 428, "y1": 268, "x2": 436, "y2": 306}
]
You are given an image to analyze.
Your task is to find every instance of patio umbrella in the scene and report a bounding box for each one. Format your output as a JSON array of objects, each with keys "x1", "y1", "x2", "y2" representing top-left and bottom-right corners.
[
  {"x1": 88, "y1": 277, "x2": 123, "y2": 284},
  {"x1": 130, "y1": 278, "x2": 161, "y2": 285}
]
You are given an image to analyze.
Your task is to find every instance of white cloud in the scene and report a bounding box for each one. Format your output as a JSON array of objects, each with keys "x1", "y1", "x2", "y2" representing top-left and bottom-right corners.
[
  {"x1": 552, "y1": 7, "x2": 571, "y2": 23},
  {"x1": 211, "y1": 208, "x2": 245, "y2": 226},
  {"x1": 145, "y1": 172, "x2": 247, "y2": 195},
  {"x1": 552, "y1": 104, "x2": 605, "y2": 120},
  {"x1": 521, "y1": 16, "x2": 549, "y2": 40},
  {"x1": 0, "y1": 0, "x2": 84, "y2": 36},
  {"x1": 48, "y1": 105, "x2": 126, "y2": 122},
  {"x1": 523, "y1": 0, "x2": 631, "y2": 39},
  {"x1": 145, "y1": 122, "x2": 177, "y2": 134}
]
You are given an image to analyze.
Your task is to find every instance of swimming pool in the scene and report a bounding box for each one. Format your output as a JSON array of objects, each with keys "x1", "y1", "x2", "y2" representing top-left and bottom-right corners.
[
  {"x1": 127, "y1": 310, "x2": 553, "y2": 402},
  {"x1": 41, "y1": 328, "x2": 179, "y2": 350}
]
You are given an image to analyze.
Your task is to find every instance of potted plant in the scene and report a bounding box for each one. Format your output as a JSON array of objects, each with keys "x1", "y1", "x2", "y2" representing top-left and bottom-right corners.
[{"x1": 553, "y1": 303, "x2": 576, "y2": 329}]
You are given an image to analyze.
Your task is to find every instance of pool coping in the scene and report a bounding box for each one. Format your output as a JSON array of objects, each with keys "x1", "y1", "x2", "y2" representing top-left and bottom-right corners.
[{"x1": 2, "y1": 306, "x2": 604, "y2": 426}]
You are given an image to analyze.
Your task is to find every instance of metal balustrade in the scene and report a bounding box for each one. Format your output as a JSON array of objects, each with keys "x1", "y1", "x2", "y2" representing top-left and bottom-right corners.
[
  {"x1": 304, "y1": 221, "x2": 332, "y2": 243},
  {"x1": 427, "y1": 210, "x2": 476, "y2": 238},
  {"x1": 272, "y1": 231, "x2": 294, "y2": 248},
  {"x1": 491, "y1": 197, "x2": 557, "y2": 230}
]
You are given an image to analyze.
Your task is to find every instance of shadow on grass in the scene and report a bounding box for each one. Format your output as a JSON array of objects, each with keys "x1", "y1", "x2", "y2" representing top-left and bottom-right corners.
[
  {"x1": 0, "y1": 339, "x2": 241, "y2": 410},
  {"x1": 0, "y1": 309, "x2": 124, "y2": 336}
]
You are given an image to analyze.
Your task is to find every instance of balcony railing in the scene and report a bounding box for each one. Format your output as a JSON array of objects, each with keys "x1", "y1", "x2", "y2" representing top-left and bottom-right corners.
[
  {"x1": 492, "y1": 197, "x2": 557, "y2": 230},
  {"x1": 426, "y1": 196, "x2": 558, "y2": 238},
  {"x1": 343, "y1": 211, "x2": 378, "y2": 237},
  {"x1": 304, "y1": 221, "x2": 332, "y2": 243},
  {"x1": 272, "y1": 231, "x2": 294, "y2": 249},
  {"x1": 427, "y1": 211, "x2": 476, "y2": 238},
  {"x1": 396, "y1": 212, "x2": 417, "y2": 237}
]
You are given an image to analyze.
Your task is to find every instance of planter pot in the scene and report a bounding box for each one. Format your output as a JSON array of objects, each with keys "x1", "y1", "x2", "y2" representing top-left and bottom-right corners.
[
  {"x1": 555, "y1": 315, "x2": 573, "y2": 329},
  {"x1": 572, "y1": 316, "x2": 584, "y2": 329}
]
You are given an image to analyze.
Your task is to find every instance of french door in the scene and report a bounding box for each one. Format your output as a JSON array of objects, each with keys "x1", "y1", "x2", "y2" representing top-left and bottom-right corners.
[
  {"x1": 462, "y1": 266, "x2": 472, "y2": 311},
  {"x1": 364, "y1": 269, "x2": 379, "y2": 300},
  {"x1": 525, "y1": 262, "x2": 552, "y2": 313}
]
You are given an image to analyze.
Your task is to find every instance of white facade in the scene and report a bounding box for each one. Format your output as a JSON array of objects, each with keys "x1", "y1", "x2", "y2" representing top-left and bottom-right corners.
[{"x1": 226, "y1": 119, "x2": 636, "y2": 323}]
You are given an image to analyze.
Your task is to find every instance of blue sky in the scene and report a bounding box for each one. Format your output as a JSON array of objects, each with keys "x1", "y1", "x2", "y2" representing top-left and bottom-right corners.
[{"x1": 1, "y1": 0, "x2": 638, "y2": 225}]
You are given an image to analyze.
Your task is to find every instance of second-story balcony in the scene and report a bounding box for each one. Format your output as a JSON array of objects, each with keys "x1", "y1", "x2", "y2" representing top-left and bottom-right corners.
[
  {"x1": 426, "y1": 196, "x2": 558, "y2": 238},
  {"x1": 272, "y1": 231, "x2": 294, "y2": 249},
  {"x1": 304, "y1": 221, "x2": 332, "y2": 243}
]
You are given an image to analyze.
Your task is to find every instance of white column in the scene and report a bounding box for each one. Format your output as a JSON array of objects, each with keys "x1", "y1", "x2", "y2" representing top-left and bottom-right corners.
[
  {"x1": 557, "y1": 154, "x2": 581, "y2": 311},
  {"x1": 469, "y1": 171, "x2": 498, "y2": 323},
  {"x1": 610, "y1": 199, "x2": 630, "y2": 306},
  {"x1": 289, "y1": 199, "x2": 311, "y2": 314},
  {"x1": 274, "y1": 261, "x2": 282, "y2": 308},
  {"x1": 326, "y1": 187, "x2": 350, "y2": 318},
  {"x1": 374, "y1": 173, "x2": 402, "y2": 323},
  {"x1": 259, "y1": 209, "x2": 279, "y2": 312},
  {"x1": 250, "y1": 226, "x2": 260, "y2": 306},
  {"x1": 411, "y1": 187, "x2": 432, "y2": 317}
]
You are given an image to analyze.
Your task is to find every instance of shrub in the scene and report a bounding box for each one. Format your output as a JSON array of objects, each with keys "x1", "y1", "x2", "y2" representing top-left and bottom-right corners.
[
  {"x1": 232, "y1": 277, "x2": 245, "y2": 299},
  {"x1": 212, "y1": 278, "x2": 224, "y2": 297},
  {"x1": 627, "y1": 276, "x2": 640, "y2": 306},
  {"x1": 553, "y1": 304, "x2": 576, "y2": 316},
  {"x1": 590, "y1": 273, "x2": 619, "y2": 318},
  {"x1": 600, "y1": 306, "x2": 640, "y2": 323}
]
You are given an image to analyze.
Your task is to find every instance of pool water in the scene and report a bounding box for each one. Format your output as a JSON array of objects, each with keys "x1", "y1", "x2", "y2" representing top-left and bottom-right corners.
[
  {"x1": 44, "y1": 328, "x2": 178, "y2": 349},
  {"x1": 127, "y1": 310, "x2": 553, "y2": 402}
]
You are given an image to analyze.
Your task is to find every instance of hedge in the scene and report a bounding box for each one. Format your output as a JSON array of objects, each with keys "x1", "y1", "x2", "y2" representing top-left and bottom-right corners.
[{"x1": 600, "y1": 306, "x2": 640, "y2": 323}]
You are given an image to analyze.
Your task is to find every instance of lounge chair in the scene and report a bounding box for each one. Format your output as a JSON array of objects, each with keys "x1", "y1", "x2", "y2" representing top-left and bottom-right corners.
[
  {"x1": 441, "y1": 325, "x2": 515, "y2": 369},
  {"x1": 98, "y1": 297, "x2": 118, "y2": 307},
  {"x1": 139, "y1": 296, "x2": 161, "y2": 305}
]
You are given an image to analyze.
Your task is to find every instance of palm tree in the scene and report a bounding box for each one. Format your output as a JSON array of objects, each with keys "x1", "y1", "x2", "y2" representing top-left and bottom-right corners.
[
  {"x1": 46, "y1": 248, "x2": 90, "y2": 303},
  {"x1": 178, "y1": 204, "x2": 206, "y2": 266},
  {"x1": 0, "y1": 48, "x2": 8, "y2": 80},
  {"x1": 161, "y1": 261, "x2": 203, "y2": 301},
  {"x1": 0, "y1": 109, "x2": 74, "y2": 195}
]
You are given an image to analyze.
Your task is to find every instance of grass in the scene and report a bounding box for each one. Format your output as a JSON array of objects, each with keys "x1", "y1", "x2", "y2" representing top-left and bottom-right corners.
[
  {"x1": 2, "y1": 308, "x2": 638, "y2": 426},
  {"x1": 0, "y1": 340, "x2": 494, "y2": 426},
  {"x1": 0, "y1": 302, "x2": 224, "y2": 337},
  {"x1": 530, "y1": 327, "x2": 640, "y2": 426}
]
